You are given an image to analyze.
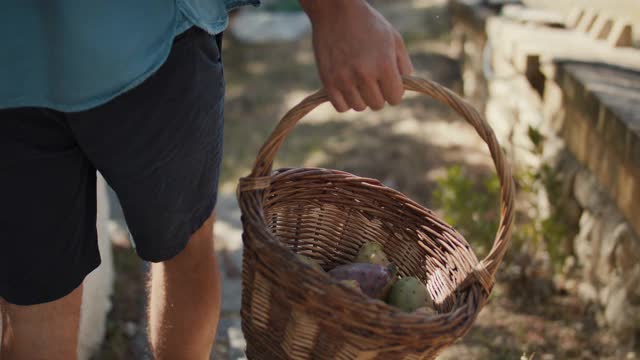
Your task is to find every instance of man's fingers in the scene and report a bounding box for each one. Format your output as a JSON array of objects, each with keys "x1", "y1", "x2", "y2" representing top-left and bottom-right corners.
[
  {"x1": 324, "y1": 30, "x2": 412, "y2": 112},
  {"x1": 357, "y1": 76, "x2": 385, "y2": 111},
  {"x1": 378, "y1": 61, "x2": 404, "y2": 106},
  {"x1": 395, "y1": 33, "x2": 414, "y2": 75},
  {"x1": 326, "y1": 87, "x2": 350, "y2": 113},
  {"x1": 341, "y1": 85, "x2": 367, "y2": 112}
]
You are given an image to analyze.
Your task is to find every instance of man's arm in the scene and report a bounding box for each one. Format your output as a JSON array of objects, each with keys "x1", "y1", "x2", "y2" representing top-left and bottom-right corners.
[{"x1": 299, "y1": 0, "x2": 414, "y2": 112}]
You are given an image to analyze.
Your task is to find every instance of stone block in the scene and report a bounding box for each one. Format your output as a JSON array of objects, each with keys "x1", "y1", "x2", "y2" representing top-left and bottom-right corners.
[
  {"x1": 603, "y1": 279, "x2": 639, "y2": 341},
  {"x1": 561, "y1": 89, "x2": 640, "y2": 235},
  {"x1": 563, "y1": 197, "x2": 583, "y2": 240},
  {"x1": 542, "y1": 78, "x2": 564, "y2": 132},
  {"x1": 525, "y1": 55, "x2": 546, "y2": 96},
  {"x1": 558, "y1": 69, "x2": 578, "y2": 104},
  {"x1": 631, "y1": 184, "x2": 640, "y2": 240},
  {"x1": 574, "y1": 211, "x2": 597, "y2": 280},
  {"x1": 585, "y1": 122, "x2": 605, "y2": 182},
  {"x1": 572, "y1": 195, "x2": 640, "y2": 340},
  {"x1": 515, "y1": 78, "x2": 544, "y2": 111},
  {"x1": 516, "y1": 108, "x2": 543, "y2": 136},
  {"x1": 574, "y1": 215, "x2": 637, "y2": 338},
  {"x1": 596, "y1": 215, "x2": 625, "y2": 281},
  {"x1": 596, "y1": 144, "x2": 620, "y2": 198},
  {"x1": 486, "y1": 80, "x2": 518, "y2": 142},
  {"x1": 625, "y1": 128, "x2": 640, "y2": 170},
  {"x1": 541, "y1": 130, "x2": 564, "y2": 159},
  {"x1": 577, "y1": 281, "x2": 598, "y2": 302},
  {"x1": 559, "y1": 62, "x2": 640, "y2": 170},
  {"x1": 611, "y1": 223, "x2": 640, "y2": 275},
  {"x1": 564, "y1": 108, "x2": 591, "y2": 165},
  {"x1": 543, "y1": 150, "x2": 583, "y2": 243},
  {"x1": 570, "y1": 84, "x2": 600, "y2": 129},
  {"x1": 616, "y1": 164, "x2": 640, "y2": 236},
  {"x1": 574, "y1": 170, "x2": 606, "y2": 212},
  {"x1": 550, "y1": 104, "x2": 566, "y2": 134},
  {"x1": 492, "y1": 51, "x2": 518, "y2": 78},
  {"x1": 605, "y1": 108, "x2": 631, "y2": 163}
]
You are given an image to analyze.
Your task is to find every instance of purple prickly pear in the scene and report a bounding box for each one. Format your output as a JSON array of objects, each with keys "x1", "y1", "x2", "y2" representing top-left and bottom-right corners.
[{"x1": 328, "y1": 263, "x2": 398, "y2": 299}]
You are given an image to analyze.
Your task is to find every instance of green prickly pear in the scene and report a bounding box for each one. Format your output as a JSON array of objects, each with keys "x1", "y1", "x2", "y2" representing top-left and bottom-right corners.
[
  {"x1": 355, "y1": 242, "x2": 390, "y2": 266},
  {"x1": 415, "y1": 306, "x2": 438, "y2": 316},
  {"x1": 296, "y1": 254, "x2": 324, "y2": 272},
  {"x1": 339, "y1": 279, "x2": 361, "y2": 291},
  {"x1": 387, "y1": 276, "x2": 430, "y2": 312}
]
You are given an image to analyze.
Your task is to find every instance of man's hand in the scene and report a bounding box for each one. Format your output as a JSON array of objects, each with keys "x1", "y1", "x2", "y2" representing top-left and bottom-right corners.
[{"x1": 300, "y1": 0, "x2": 414, "y2": 112}]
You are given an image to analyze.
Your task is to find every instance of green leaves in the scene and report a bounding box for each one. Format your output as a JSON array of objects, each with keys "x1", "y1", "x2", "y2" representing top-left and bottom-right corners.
[
  {"x1": 432, "y1": 162, "x2": 568, "y2": 271},
  {"x1": 432, "y1": 165, "x2": 500, "y2": 258},
  {"x1": 527, "y1": 125, "x2": 544, "y2": 153}
]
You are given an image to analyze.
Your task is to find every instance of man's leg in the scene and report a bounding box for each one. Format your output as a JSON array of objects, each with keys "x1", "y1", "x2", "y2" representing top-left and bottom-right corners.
[
  {"x1": 0, "y1": 107, "x2": 100, "y2": 360},
  {"x1": 0, "y1": 285, "x2": 83, "y2": 360},
  {"x1": 148, "y1": 213, "x2": 221, "y2": 359},
  {"x1": 65, "y1": 27, "x2": 226, "y2": 359}
]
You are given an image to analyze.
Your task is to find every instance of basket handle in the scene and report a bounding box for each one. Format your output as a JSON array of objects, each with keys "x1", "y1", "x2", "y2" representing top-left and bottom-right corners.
[{"x1": 242, "y1": 75, "x2": 515, "y2": 289}]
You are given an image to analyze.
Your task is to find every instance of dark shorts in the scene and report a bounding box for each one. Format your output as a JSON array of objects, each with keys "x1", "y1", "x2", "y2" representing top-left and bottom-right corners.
[{"x1": 0, "y1": 27, "x2": 225, "y2": 305}]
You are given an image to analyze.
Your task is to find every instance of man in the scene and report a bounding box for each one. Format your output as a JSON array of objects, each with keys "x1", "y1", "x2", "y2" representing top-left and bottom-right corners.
[{"x1": 0, "y1": 0, "x2": 413, "y2": 359}]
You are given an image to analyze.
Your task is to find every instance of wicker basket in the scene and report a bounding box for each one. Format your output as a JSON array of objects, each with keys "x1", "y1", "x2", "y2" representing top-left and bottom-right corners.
[{"x1": 236, "y1": 76, "x2": 515, "y2": 360}]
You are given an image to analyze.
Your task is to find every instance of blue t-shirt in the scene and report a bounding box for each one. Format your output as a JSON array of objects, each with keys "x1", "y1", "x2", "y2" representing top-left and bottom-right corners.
[{"x1": 0, "y1": 0, "x2": 259, "y2": 112}]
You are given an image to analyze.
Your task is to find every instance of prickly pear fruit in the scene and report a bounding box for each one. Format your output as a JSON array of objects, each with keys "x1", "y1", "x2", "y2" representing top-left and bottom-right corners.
[
  {"x1": 415, "y1": 306, "x2": 438, "y2": 316},
  {"x1": 387, "y1": 276, "x2": 429, "y2": 312},
  {"x1": 339, "y1": 279, "x2": 361, "y2": 291},
  {"x1": 355, "y1": 242, "x2": 390, "y2": 266},
  {"x1": 296, "y1": 254, "x2": 324, "y2": 272},
  {"x1": 328, "y1": 263, "x2": 398, "y2": 299}
]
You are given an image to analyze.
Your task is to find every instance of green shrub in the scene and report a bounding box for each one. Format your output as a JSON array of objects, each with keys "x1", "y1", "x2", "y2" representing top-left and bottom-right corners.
[
  {"x1": 432, "y1": 165, "x2": 500, "y2": 258},
  {"x1": 432, "y1": 159, "x2": 568, "y2": 272}
]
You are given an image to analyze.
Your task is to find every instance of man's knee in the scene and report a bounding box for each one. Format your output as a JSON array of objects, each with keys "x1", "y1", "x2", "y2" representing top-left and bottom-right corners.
[
  {"x1": 165, "y1": 212, "x2": 216, "y2": 270},
  {"x1": 0, "y1": 285, "x2": 83, "y2": 360},
  {"x1": 191, "y1": 211, "x2": 215, "y2": 244}
]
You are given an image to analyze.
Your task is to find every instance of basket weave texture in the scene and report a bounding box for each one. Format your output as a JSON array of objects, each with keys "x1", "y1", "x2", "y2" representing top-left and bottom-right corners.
[{"x1": 237, "y1": 76, "x2": 515, "y2": 360}]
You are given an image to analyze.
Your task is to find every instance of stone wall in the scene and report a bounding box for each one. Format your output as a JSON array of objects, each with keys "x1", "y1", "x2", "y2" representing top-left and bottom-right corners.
[
  {"x1": 548, "y1": 62, "x2": 640, "y2": 339},
  {"x1": 451, "y1": 0, "x2": 640, "y2": 341}
]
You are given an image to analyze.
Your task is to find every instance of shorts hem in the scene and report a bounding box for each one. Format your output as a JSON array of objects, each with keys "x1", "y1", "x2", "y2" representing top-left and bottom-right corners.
[
  {"x1": 1, "y1": 254, "x2": 101, "y2": 306},
  {"x1": 138, "y1": 194, "x2": 217, "y2": 263}
]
